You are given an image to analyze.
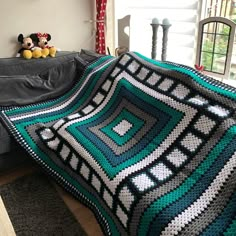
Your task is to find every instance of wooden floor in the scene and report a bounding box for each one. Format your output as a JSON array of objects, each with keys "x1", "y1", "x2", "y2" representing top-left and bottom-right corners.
[
  {"x1": 0, "y1": 163, "x2": 104, "y2": 236},
  {"x1": 0, "y1": 196, "x2": 16, "y2": 235}
]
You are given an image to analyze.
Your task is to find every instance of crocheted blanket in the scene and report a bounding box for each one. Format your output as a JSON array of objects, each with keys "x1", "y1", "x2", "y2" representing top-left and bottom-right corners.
[{"x1": 1, "y1": 52, "x2": 236, "y2": 236}]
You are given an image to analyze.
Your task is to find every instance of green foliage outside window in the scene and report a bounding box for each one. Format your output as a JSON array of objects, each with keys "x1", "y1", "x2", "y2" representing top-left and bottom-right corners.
[{"x1": 201, "y1": 26, "x2": 230, "y2": 73}]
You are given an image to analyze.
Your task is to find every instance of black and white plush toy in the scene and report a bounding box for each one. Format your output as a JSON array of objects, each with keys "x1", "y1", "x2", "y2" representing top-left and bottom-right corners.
[{"x1": 17, "y1": 33, "x2": 42, "y2": 59}]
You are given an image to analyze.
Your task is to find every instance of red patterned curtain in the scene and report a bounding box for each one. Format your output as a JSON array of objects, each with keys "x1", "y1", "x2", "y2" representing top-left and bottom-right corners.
[{"x1": 95, "y1": 0, "x2": 107, "y2": 54}]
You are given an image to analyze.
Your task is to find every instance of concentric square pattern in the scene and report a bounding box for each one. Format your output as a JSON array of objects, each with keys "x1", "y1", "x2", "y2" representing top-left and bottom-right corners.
[{"x1": 65, "y1": 78, "x2": 185, "y2": 177}]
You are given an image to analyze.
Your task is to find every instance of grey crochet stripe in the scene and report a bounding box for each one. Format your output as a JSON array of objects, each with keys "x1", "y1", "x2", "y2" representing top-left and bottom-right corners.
[
  {"x1": 128, "y1": 118, "x2": 234, "y2": 235},
  {"x1": 171, "y1": 167, "x2": 236, "y2": 236}
]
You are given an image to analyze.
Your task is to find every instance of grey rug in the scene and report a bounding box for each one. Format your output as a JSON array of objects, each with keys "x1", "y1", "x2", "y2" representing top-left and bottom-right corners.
[{"x1": 0, "y1": 171, "x2": 87, "y2": 236}]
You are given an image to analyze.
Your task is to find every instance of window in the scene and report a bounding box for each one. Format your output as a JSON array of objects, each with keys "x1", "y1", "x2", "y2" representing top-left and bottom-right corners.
[
  {"x1": 195, "y1": 17, "x2": 236, "y2": 80},
  {"x1": 197, "y1": 0, "x2": 236, "y2": 83}
]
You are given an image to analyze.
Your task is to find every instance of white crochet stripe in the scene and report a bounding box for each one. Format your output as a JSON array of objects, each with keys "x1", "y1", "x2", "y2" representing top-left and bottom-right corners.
[
  {"x1": 10, "y1": 59, "x2": 116, "y2": 122},
  {"x1": 160, "y1": 151, "x2": 236, "y2": 236},
  {"x1": 57, "y1": 71, "x2": 197, "y2": 193}
]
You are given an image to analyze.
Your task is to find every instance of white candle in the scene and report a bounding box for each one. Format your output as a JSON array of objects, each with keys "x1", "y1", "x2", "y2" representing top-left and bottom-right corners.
[
  {"x1": 162, "y1": 18, "x2": 170, "y2": 25},
  {"x1": 152, "y1": 18, "x2": 159, "y2": 24}
]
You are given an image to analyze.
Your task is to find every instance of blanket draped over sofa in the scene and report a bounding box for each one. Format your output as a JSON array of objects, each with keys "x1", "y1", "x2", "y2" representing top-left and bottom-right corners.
[{"x1": 1, "y1": 52, "x2": 236, "y2": 236}]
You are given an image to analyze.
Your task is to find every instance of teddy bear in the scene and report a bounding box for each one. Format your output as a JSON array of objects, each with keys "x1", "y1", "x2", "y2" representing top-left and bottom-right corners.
[
  {"x1": 16, "y1": 34, "x2": 42, "y2": 59},
  {"x1": 30, "y1": 33, "x2": 57, "y2": 58}
]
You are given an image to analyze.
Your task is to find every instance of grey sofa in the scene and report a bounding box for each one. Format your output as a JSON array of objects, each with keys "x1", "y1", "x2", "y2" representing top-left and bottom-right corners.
[{"x1": 0, "y1": 50, "x2": 103, "y2": 172}]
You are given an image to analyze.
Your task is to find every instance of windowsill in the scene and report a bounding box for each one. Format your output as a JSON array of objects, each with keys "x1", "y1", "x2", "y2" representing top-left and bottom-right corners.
[
  {"x1": 222, "y1": 79, "x2": 236, "y2": 87},
  {"x1": 204, "y1": 73, "x2": 236, "y2": 87}
]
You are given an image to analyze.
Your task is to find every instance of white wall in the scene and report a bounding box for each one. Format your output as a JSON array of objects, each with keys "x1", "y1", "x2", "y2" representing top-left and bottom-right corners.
[
  {"x1": 0, "y1": 0, "x2": 95, "y2": 58},
  {"x1": 114, "y1": 0, "x2": 200, "y2": 66}
]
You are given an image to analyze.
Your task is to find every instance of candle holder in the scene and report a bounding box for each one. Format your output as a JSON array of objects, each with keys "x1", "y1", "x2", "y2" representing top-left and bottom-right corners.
[
  {"x1": 150, "y1": 18, "x2": 172, "y2": 61},
  {"x1": 161, "y1": 23, "x2": 171, "y2": 61},
  {"x1": 151, "y1": 23, "x2": 160, "y2": 60}
]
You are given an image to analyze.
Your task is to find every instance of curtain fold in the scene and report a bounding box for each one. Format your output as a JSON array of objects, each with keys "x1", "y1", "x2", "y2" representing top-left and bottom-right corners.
[{"x1": 96, "y1": 0, "x2": 107, "y2": 54}]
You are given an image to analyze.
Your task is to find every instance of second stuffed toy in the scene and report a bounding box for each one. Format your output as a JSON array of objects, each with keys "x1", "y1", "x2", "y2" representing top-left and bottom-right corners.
[{"x1": 30, "y1": 33, "x2": 57, "y2": 58}]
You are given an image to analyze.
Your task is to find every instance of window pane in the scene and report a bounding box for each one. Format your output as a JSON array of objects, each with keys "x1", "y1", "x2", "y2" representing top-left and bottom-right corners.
[
  {"x1": 216, "y1": 23, "x2": 230, "y2": 35},
  {"x1": 202, "y1": 33, "x2": 214, "y2": 53},
  {"x1": 200, "y1": 52, "x2": 213, "y2": 70},
  {"x1": 214, "y1": 34, "x2": 229, "y2": 54},
  {"x1": 212, "y1": 55, "x2": 226, "y2": 74},
  {"x1": 203, "y1": 22, "x2": 216, "y2": 33}
]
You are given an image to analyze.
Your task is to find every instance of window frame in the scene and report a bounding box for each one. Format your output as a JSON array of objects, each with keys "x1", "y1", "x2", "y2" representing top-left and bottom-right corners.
[{"x1": 195, "y1": 16, "x2": 236, "y2": 80}]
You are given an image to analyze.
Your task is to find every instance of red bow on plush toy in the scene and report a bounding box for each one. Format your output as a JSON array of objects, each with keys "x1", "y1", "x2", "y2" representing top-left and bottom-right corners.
[
  {"x1": 37, "y1": 33, "x2": 48, "y2": 39},
  {"x1": 30, "y1": 32, "x2": 57, "y2": 58}
]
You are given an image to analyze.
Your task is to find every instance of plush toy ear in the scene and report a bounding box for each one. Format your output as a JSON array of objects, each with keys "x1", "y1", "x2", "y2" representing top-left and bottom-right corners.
[
  {"x1": 47, "y1": 34, "x2": 51, "y2": 41},
  {"x1": 30, "y1": 33, "x2": 39, "y2": 42},
  {"x1": 18, "y1": 34, "x2": 24, "y2": 43}
]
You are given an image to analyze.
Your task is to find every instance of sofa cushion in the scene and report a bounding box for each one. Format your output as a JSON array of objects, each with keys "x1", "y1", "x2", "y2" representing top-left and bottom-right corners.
[
  {"x1": 79, "y1": 49, "x2": 105, "y2": 63},
  {"x1": 0, "y1": 59, "x2": 82, "y2": 106}
]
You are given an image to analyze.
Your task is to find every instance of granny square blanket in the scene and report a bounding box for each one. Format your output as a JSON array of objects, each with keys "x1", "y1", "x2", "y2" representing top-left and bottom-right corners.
[{"x1": 1, "y1": 52, "x2": 236, "y2": 235}]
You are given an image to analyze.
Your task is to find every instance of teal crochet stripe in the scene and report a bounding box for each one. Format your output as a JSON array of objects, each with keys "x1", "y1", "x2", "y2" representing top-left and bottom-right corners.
[
  {"x1": 224, "y1": 217, "x2": 236, "y2": 236},
  {"x1": 201, "y1": 191, "x2": 236, "y2": 236},
  {"x1": 138, "y1": 126, "x2": 236, "y2": 236},
  {"x1": 146, "y1": 135, "x2": 236, "y2": 235}
]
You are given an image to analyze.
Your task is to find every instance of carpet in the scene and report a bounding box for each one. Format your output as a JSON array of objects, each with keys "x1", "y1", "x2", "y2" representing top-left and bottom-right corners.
[{"x1": 0, "y1": 171, "x2": 87, "y2": 236}]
